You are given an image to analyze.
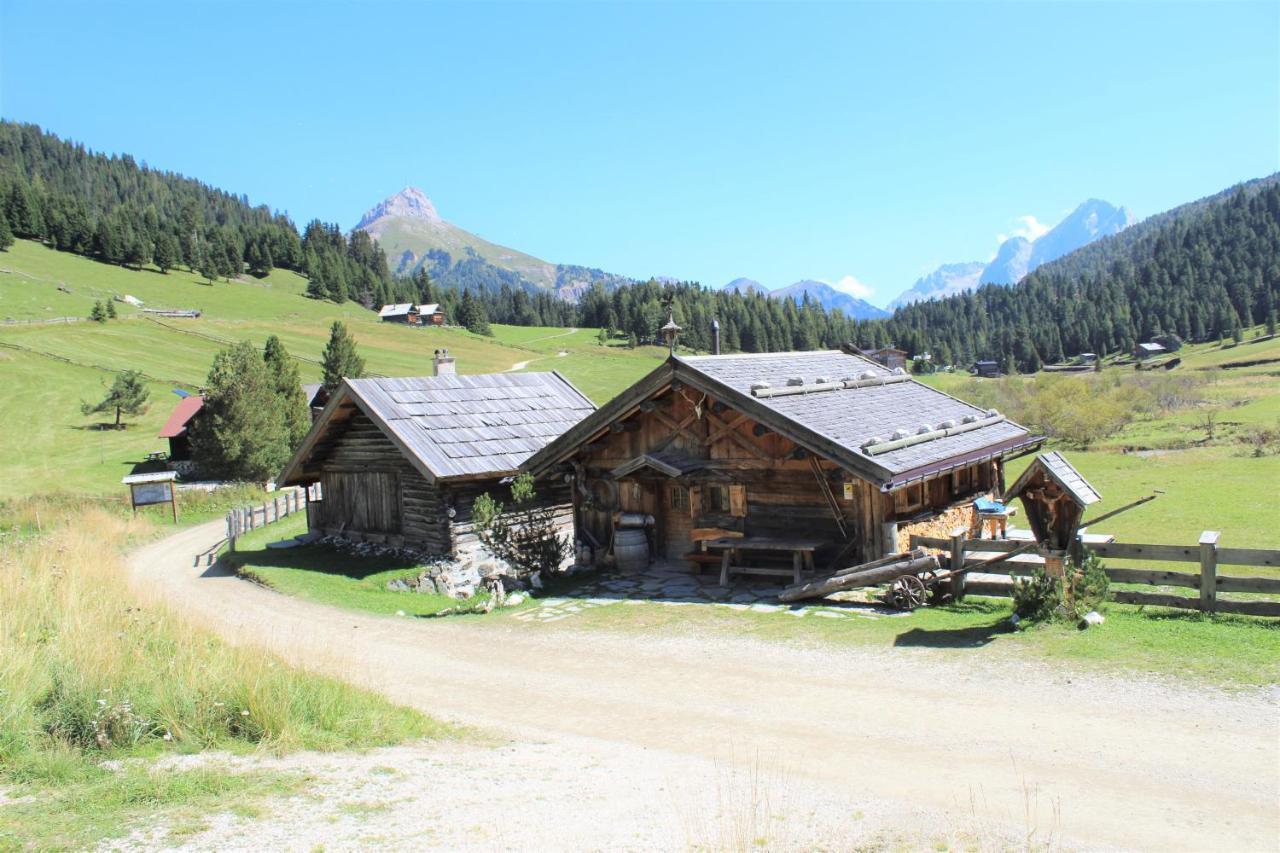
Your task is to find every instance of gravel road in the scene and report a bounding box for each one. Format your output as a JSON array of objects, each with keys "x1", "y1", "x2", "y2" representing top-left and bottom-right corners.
[{"x1": 127, "y1": 520, "x2": 1280, "y2": 851}]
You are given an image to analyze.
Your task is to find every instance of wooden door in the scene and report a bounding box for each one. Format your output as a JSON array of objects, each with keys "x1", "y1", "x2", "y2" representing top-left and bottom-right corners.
[
  {"x1": 321, "y1": 471, "x2": 400, "y2": 534},
  {"x1": 662, "y1": 482, "x2": 693, "y2": 560}
]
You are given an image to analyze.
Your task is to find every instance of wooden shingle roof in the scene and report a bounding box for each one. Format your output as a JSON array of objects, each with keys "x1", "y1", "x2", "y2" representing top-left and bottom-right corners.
[
  {"x1": 1005, "y1": 450, "x2": 1101, "y2": 507},
  {"x1": 524, "y1": 349, "x2": 1037, "y2": 490},
  {"x1": 280, "y1": 372, "x2": 596, "y2": 484}
]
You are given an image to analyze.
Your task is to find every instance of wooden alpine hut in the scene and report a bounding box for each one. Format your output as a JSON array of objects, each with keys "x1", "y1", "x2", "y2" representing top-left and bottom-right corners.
[
  {"x1": 522, "y1": 347, "x2": 1041, "y2": 579},
  {"x1": 278, "y1": 364, "x2": 596, "y2": 557}
]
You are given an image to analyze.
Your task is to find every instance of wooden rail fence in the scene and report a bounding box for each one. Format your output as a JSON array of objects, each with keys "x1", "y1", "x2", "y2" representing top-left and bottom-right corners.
[
  {"x1": 226, "y1": 488, "x2": 306, "y2": 552},
  {"x1": 910, "y1": 531, "x2": 1280, "y2": 618}
]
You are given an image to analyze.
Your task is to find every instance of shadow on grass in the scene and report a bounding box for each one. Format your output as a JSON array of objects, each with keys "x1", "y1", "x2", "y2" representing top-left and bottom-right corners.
[
  {"x1": 224, "y1": 543, "x2": 417, "y2": 582},
  {"x1": 892, "y1": 621, "x2": 1009, "y2": 648},
  {"x1": 892, "y1": 600, "x2": 1012, "y2": 649}
]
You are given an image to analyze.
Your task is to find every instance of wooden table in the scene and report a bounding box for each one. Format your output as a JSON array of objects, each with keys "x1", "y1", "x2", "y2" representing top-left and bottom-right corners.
[{"x1": 709, "y1": 536, "x2": 825, "y2": 585}]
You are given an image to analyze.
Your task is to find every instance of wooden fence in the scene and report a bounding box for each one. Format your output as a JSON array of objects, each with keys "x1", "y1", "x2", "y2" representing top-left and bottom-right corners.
[
  {"x1": 910, "y1": 531, "x2": 1280, "y2": 618},
  {"x1": 225, "y1": 488, "x2": 306, "y2": 551}
]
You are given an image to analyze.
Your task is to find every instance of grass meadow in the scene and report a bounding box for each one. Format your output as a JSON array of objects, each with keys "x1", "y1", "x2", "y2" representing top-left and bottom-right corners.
[
  {"x1": 0, "y1": 497, "x2": 454, "y2": 849},
  {"x1": 0, "y1": 240, "x2": 662, "y2": 495},
  {"x1": 226, "y1": 515, "x2": 466, "y2": 618}
]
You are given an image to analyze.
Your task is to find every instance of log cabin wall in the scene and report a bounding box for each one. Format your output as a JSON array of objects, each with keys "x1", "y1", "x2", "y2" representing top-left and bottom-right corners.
[
  {"x1": 306, "y1": 408, "x2": 451, "y2": 552},
  {"x1": 575, "y1": 387, "x2": 886, "y2": 565},
  {"x1": 570, "y1": 385, "x2": 1005, "y2": 568}
]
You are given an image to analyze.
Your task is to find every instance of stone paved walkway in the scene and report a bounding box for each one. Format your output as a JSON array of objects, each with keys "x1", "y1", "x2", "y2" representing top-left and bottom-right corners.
[{"x1": 512, "y1": 562, "x2": 910, "y2": 624}]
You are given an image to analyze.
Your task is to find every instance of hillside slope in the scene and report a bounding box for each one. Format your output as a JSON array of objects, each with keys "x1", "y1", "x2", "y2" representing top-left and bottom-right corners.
[
  {"x1": 883, "y1": 176, "x2": 1280, "y2": 368},
  {"x1": 0, "y1": 241, "x2": 539, "y2": 493}
]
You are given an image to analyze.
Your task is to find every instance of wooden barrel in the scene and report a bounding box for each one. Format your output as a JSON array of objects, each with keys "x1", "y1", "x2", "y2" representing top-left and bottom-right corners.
[{"x1": 614, "y1": 528, "x2": 650, "y2": 572}]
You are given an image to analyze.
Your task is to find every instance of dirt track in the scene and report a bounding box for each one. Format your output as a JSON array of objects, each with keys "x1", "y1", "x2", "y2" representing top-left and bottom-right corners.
[{"x1": 130, "y1": 521, "x2": 1280, "y2": 850}]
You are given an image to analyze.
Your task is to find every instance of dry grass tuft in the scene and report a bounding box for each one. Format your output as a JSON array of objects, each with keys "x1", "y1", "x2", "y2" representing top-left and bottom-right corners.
[{"x1": 0, "y1": 499, "x2": 445, "y2": 792}]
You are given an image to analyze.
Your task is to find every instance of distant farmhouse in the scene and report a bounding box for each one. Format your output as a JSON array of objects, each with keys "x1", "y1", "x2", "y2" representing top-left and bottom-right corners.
[
  {"x1": 278, "y1": 352, "x2": 596, "y2": 557},
  {"x1": 972, "y1": 360, "x2": 1001, "y2": 378},
  {"x1": 378, "y1": 302, "x2": 445, "y2": 325},
  {"x1": 860, "y1": 346, "x2": 909, "y2": 371},
  {"x1": 523, "y1": 348, "x2": 1038, "y2": 572},
  {"x1": 1133, "y1": 342, "x2": 1167, "y2": 360}
]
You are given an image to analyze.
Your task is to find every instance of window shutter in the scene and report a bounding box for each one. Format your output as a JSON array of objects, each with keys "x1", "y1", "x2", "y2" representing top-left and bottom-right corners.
[
  {"x1": 688, "y1": 485, "x2": 701, "y2": 519},
  {"x1": 729, "y1": 484, "x2": 747, "y2": 517}
]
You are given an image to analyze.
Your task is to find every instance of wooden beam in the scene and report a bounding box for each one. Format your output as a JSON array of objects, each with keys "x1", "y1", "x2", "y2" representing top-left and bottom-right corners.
[
  {"x1": 651, "y1": 409, "x2": 703, "y2": 447},
  {"x1": 808, "y1": 455, "x2": 848, "y2": 540},
  {"x1": 1199, "y1": 530, "x2": 1220, "y2": 614}
]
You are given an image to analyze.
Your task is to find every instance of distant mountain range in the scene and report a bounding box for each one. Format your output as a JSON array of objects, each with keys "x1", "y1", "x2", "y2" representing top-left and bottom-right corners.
[
  {"x1": 888, "y1": 199, "x2": 1134, "y2": 309},
  {"x1": 718, "y1": 277, "x2": 890, "y2": 320},
  {"x1": 357, "y1": 187, "x2": 1132, "y2": 316},
  {"x1": 354, "y1": 187, "x2": 633, "y2": 301}
]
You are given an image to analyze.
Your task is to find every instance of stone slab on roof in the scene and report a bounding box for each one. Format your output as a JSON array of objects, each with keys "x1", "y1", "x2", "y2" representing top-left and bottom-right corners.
[
  {"x1": 678, "y1": 350, "x2": 1030, "y2": 478},
  {"x1": 347, "y1": 372, "x2": 596, "y2": 480}
]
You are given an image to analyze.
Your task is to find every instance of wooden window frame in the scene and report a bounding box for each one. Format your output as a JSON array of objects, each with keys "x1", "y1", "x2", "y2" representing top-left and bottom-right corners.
[
  {"x1": 706, "y1": 485, "x2": 731, "y2": 513},
  {"x1": 670, "y1": 484, "x2": 690, "y2": 512},
  {"x1": 894, "y1": 482, "x2": 924, "y2": 515}
]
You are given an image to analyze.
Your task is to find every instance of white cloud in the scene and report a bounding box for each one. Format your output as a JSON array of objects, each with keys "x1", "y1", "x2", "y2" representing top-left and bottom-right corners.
[
  {"x1": 828, "y1": 274, "x2": 876, "y2": 300},
  {"x1": 997, "y1": 214, "x2": 1051, "y2": 245}
]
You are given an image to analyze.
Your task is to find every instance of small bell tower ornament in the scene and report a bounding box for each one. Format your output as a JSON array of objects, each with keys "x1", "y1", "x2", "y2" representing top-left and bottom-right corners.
[{"x1": 660, "y1": 313, "x2": 682, "y2": 355}]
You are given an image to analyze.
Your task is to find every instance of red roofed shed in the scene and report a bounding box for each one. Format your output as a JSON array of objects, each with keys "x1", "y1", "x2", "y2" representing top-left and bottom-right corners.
[{"x1": 158, "y1": 395, "x2": 204, "y2": 461}]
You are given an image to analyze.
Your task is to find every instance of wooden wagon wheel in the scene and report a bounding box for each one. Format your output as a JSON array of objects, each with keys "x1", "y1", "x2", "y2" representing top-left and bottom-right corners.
[
  {"x1": 586, "y1": 478, "x2": 619, "y2": 512},
  {"x1": 890, "y1": 574, "x2": 929, "y2": 611}
]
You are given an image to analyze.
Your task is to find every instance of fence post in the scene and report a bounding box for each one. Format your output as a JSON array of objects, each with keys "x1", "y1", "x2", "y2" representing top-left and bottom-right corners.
[
  {"x1": 949, "y1": 527, "x2": 966, "y2": 600},
  {"x1": 273, "y1": 496, "x2": 280, "y2": 522},
  {"x1": 1199, "y1": 531, "x2": 1220, "y2": 613}
]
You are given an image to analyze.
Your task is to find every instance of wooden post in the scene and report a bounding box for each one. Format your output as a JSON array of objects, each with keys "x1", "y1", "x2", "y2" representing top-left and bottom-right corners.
[
  {"x1": 1199, "y1": 530, "x2": 1220, "y2": 613},
  {"x1": 949, "y1": 527, "x2": 966, "y2": 600},
  {"x1": 273, "y1": 496, "x2": 281, "y2": 523}
]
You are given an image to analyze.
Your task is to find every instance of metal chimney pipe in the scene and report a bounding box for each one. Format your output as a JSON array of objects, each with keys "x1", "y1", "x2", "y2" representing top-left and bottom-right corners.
[{"x1": 712, "y1": 318, "x2": 721, "y2": 355}]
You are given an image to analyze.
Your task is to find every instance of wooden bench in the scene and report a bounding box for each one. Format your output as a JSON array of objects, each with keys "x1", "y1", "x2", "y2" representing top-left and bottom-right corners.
[
  {"x1": 707, "y1": 536, "x2": 824, "y2": 585},
  {"x1": 686, "y1": 527, "x2": 742, "y2": 573}
]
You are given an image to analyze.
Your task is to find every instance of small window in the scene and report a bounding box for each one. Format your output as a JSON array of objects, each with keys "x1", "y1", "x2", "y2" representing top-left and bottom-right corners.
[
  {"x1": 894, "y1": 483, "x2": 924, "y2": 515},
  {"x1": 706, "y1": 485, "x2": 731, "y2": 513},
  {"x1": 952, "y1": 466, "x2": 972, "y2": 495},
  {"x1": 670, "y1": 485, "x2": 689, "y2": 511}
]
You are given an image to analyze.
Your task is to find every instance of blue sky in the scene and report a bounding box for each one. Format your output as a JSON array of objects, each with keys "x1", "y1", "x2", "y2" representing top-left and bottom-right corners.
[{"x1": 2, "y1": 1, "x2": 1276, "y2": 306}]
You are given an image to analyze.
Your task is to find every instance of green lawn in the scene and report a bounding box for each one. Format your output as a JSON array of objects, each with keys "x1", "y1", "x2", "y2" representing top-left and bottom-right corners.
[
  {"x1": 225, "y1": 516, "x2": 469, "y2": 618},
  {"x1": 489, "y1": 323, "x2": 670, "y2": 402},
  {"x1": 0, "y1": 243, "x2": 617, "y2": 495}
]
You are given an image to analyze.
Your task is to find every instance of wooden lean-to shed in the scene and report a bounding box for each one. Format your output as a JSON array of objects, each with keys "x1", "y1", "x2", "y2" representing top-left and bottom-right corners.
[
  {"x1": 522, "y1": 348, "x2": 1040, "y2": 576},
  {"x1": 1004, "y1": 451, "x2": 1101, "y2": 551},
  {"x1": 278, "y1": 372, "x2": 596, "y2": 557}
]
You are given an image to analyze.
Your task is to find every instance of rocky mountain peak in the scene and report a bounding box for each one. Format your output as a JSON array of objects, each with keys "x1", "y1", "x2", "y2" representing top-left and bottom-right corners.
[{"x1": 355, "y1": 186, "x2": 441, "y2": 230}]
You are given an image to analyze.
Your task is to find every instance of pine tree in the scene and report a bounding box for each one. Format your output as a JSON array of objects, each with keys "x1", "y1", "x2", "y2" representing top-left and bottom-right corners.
[
  {"x1": 263, "y1": 335, "x2": 311, "y2": 449},
  {"x1": 90, "y1": 300, "x2": 107, "y2": 322},
  {"x1": 153, "y1": 232, "x2": 176, "y2": 272},
  {"x1": 455, "y1": 288, "x2": 492, "y2": 336},
  {"x1": 106, "y1": 299, "x2": 117, "y2": 319},
  {"x1": 189, "y1": 342, "x2": 291, "y2": 481},
  {"x1": 320, "y1": 321, "x2": 365, "y2": 393},
  {"x1": 0, "y1": 207, "x2": 13, "y2": 251},
  {"x1": 80, "y1": 369, "x2": 149, "y2": 429}
]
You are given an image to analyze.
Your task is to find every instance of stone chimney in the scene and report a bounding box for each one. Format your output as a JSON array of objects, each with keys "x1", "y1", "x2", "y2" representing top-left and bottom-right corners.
[
  {"x1": 712, "y1": 318, "x2": 721, "y2": 355},
  {"x1": 433, "y1": 348, "x2": 456, "y2": 376}
]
